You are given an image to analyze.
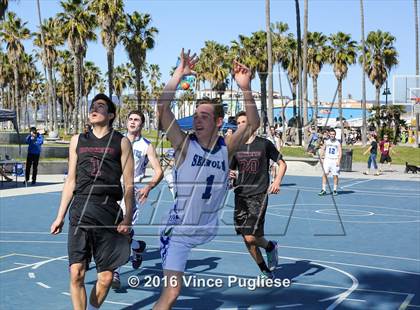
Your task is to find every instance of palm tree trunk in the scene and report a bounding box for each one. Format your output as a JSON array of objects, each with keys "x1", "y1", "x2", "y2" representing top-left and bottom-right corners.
[
  {"x1": 135, "y1": 69, "x2": 142, "y2": 111},
  {"x1": 295, "y1": 0, "x2": 303, "y2": 146},
  {"x1": 34, "y1": 101, "x2": 38, "y2": 126},
  {"x1": 375, "y1": 86, "x2": 380, "y2": 107},
  {"x1": 302, "y1": 0, "x2": 309, "y2": 137},
  {"x1": 49, "y1": 66, "x2": 58, "y2": 132},
  {"x1": 338, "y1": 79, "x2": 344, "y2": 142},
  {"x1": 73, "y1": 52, "x2": 80, "y2": 133},
  {"x1": 13, "y1": 68, "x2": 20, "y2": 130},
  {"x1": 259, "y1": 73, "x2": 268, "y2": 132},
  {"x1": 266, "y1": 0, "x2": 274, "y2": 127},
  {"x1": 107, "y1": 49, "x2": 114, "y2": 99},
  {"x1": 360, "y1": 0, "x2": 367, "y2": 146},
  {"x1": 313, "y1": 76, "x2": 318, "y2": 129},
  {"x1": 415, "y1": 0, "x2": 420, "y2": 147}
]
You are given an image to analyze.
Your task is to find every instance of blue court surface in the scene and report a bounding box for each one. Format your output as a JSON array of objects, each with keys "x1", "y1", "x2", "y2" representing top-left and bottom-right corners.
[{"x1": 1, "y1": 175, "x2": 419, "y2": 309}]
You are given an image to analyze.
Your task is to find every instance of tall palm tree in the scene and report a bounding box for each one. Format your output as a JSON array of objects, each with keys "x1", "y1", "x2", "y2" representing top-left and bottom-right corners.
[
  {"x1": 302, "y1": 0, "x2": 309, "y2": 135},
  {"x1": 0, "y1": 11, "x2": 31, "y2": 128},
  {"x1": 82, "y1": 60, "x2": 101, "y2": 122},
  {"x1": 232, "y1": 32, "x2": 269, "y2": 130},
  {"x1": 19, "y1": 52, "x2": 37, "y2": 128},
  {"x1": 360, "y1": 0, "x2": 367, "y2": 146},
  {"x1": 415, "y1": 0, "x2": 419, "y2": 147},
  {"x1": 56, "y1": 50, "x2": 74, "y2": 133},
  {"x1": 34, "y1": 16, "x2": 63, "y2": 132},
  {"x1": 329, "y1": 32, "x2": 357, "y2": 141},
  {"x1": 266, "y1": 0, "x2": 274, "y2": 127},
  {"x1": 0, "y1": 49, "x2": 13, "y2": 109},
  {"x1": 89, "y1": 0, "x2": 124, "y2": 99},
  {"x1": 307, "y1": 31, "x2": 328, "y2": 130},
  {"x1": 0, "y1": 0, "x2": 8, "y2": 20},
  {"x1": 120, "y1": 11, "x2": 158, "y2": 111},
  {"x1": 281, "y1": 34, "x2": 299, "y2": 117},
  {"x1": 360, "y1": 30, "x2": 398, "y2": 106},
  {"x1": 58, "y1": 0, "x2": 97, "y2": 133},
  {"x1": 197, "y1": 40, "x2": 230, "y2": 96}
]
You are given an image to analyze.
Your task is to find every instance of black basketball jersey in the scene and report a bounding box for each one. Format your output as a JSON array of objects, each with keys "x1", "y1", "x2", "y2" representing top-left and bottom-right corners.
[{"x1": 74, "y1": 129, "x2": 124, "y2": 200}]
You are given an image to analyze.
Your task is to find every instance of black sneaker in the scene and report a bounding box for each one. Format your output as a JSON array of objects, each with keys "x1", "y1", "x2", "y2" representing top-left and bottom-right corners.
[
  {"x1": 318, "y1": 190, "x2": 327, "y2": 196},
  {"x1": 31, "y1": 180, "x2": 36, "y2": 185},
  {"x1": 131, "y1": 249, "x2": 143, "y2": 270},
  {"x1": 112, "y1": 271, "x2": 121, "y2": 289},
  {"x1": 333, "y1": 190, "x2": 338, "y2": 196}
]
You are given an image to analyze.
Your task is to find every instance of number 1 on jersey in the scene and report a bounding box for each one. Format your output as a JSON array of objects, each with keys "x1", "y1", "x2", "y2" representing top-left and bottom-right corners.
[{"x1": 202, "y1": 175, "x2": 215, "y2": 199}]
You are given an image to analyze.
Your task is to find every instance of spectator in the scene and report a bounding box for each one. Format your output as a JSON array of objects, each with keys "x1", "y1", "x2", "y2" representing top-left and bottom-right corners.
[{"x1": 25, "y1": 127, "x2": 43, "y2": 185}]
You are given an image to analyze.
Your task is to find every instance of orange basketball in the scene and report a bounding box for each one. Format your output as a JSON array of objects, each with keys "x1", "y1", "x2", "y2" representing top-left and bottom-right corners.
[{"x1": 181, "y1": 82, "x2": 190, "y2": 90}]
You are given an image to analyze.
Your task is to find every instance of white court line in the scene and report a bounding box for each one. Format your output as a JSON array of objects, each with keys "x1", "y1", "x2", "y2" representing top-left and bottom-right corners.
[
  {"x1": 36, "y1": 282, "x2": 50, "y2": 289},
  {"x1": 400, "y1": 294, "x2": 415, "y2": 310},
  {"x1": 276, "y1": 304, "x2": 302, "y2": 308},
  {"x1": 28, "y1": 272, "x2": 35, "y2": 279},
  {"x1": 346, "y1": 298, "x2": 366, "y2": 303},
  {"x1": 61, "y1": 292, "x2": 132, "y2": 306},
  {"x1": 14, "y1": 262, "x2": 30, "y2": 266},
  {"x1": 265, "y1": 211, "x2": 420, "y2": 224},
  {"x1": 342, "y1": 179, "x2": 374, "y2": 188},
  {"x1": 0, "y1": 255, "x2": 67, "y2": 274},
  {"x1": 31, "y1": 255, "x2": 67, "y2": 270},
  {"x1": 0, "y1": 253, "x2": 16, "y2": 259},
  {"x1": 0, "y1": 240, "x2": 66, "y2": 244},
  {"x1": 408, "y1": 305, "x2": 420, "y2": 308}
]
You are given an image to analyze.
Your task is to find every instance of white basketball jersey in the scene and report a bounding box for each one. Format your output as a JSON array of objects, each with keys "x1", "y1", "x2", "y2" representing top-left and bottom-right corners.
[
  {"x1": 163, "y1": 134, "x2": 229, "y2": 245},
  {"x1": 325, "y1": 139, "x2": 341, "y2": 160},
  {"x1": 132, "y1": 136, "x2": 150, "y2": 182}
]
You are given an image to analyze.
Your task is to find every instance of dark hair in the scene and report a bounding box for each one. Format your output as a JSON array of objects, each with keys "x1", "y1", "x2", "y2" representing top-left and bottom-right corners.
[
  {"x1": 329, "y1": 128, "x2": 336, "y2": 133},
  {"x1": 128, "y1": 110, "x2": 145, "y2": 125},
  {"x1": 91, "y1": 93, "x2": 116, "y2": 126},
  {"x1": 30, "y1": 127, "x2": 37, "y2": 133},
  {"x1": 235, "y1": 111, "x2": 247, "y2": 121},
  {"x1": 196, "y1": 97, "x2": 224, "y2": 120}
]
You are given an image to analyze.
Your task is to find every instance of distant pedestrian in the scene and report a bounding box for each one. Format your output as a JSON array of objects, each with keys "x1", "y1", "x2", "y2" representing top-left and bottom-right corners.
[
  {"x1": 25, "y1": 127, "x2": 43, "y2": 185},
  {"x1": 363, "y1": 134, "x2": 379, "y2": 176}
]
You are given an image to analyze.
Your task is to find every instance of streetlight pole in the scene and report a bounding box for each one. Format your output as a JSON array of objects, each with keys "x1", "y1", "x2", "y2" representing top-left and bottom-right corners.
[{"x1": 382, "y1": 80, "x2": 391, "y2": 105}]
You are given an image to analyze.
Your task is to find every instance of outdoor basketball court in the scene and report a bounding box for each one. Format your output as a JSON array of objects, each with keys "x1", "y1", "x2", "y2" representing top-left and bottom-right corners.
[{"x1": 1, "y1": 175, "x2": 419, "y2": 309}]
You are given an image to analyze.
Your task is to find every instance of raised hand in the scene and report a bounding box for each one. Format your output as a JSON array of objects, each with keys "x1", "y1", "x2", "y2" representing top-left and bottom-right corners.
[
  {"x1": 174, "y1": 48, "x2": 198, "y2": 79},
  {"x1": 233, "y1": 60, "x2": 252, "y2": 91}
]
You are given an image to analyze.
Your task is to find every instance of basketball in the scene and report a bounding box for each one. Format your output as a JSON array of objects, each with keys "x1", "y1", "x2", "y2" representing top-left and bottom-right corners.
[{"x1": 181, "y1": 82, "x2": 190, "y2": 90}]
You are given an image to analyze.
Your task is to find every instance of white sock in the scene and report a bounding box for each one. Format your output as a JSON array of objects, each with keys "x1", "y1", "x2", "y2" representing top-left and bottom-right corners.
[
  {"x1": 333, "y1": 185, "x2": 337, "y2": 191},
  {"x1": 131, "y1": 240, "x2": 140, "y2": 250},
  {"x1": 322, "y1": 184, "x2": 326, "y2": 191},
  {"x1": 87, "y1": 303, "x2": 99, "y2": 310}
]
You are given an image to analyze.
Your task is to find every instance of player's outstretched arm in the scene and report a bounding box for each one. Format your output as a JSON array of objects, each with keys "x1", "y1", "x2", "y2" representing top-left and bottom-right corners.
[
  {"x1": 226, "y1": 61, "x2": 260, "y2": 159},
  {"x1": 119, "y1": 137, "x2": 134, "y2": 235},
  {"x1": 137, "y1": 144, "x2": 164, "y2": 204},
  {"x1": 158, "y1": 48, "x2": 198, "y2": 153},
  {"x1": 50, "y1": 135, "x2": 78, "y2": 235}
]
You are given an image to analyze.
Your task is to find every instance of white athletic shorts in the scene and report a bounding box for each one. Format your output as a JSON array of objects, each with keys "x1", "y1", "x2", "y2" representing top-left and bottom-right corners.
[
  {"x1": 322, "y1": 158, "x2": 340, "y2": 176},
  {"x1": 160, "y1": 232, "x2": 193, "y2": 272},
  {"x1": 119, "y1": 183, "x2": 142, "y2": 225}
]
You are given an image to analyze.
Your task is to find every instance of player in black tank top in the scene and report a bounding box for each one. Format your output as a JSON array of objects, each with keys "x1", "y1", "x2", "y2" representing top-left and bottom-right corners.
[{"x1": 50, "y1": 94, "x2": 135, "y2": 309}]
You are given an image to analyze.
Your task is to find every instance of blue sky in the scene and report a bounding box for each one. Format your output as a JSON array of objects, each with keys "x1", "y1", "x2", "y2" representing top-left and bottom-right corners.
[{"x1": 7, "y1": 0, "x2": 417, "y2": 103}]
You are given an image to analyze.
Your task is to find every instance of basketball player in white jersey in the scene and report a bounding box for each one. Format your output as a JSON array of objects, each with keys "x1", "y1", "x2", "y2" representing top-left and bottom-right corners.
[
  {"x1": 112, "y1": 110, "x2": 163, "y2": 289},
  {"x1": 319, "y1": 128, "x2": 342, "y2": 196},
  {"x1": 154, "y1": 49, "x2": 259, "y2": 310}
]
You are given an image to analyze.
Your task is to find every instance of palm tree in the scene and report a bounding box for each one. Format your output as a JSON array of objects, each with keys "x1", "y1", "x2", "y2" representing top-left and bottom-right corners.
[
  {"x1": 34, "y1": 16, "x2": 63, "y2": 132},
  {"x1": 56, "y1": 50, "x2": 74, "y2": 134},
  {"x1": 83, "y1": 60, "x2": 101, "y2": 114},
  {"x1": 307, "y1": 31, "x2": 328, "y2": 129},
  {"x1": 302, "y1": 0, "x2": 309, "y2": 135},
  {"x1": 58, "y1": 0, "x2": 97, "y2": 133},
  {"x1": 0, "y1": 0, "x2": 8, "y2": 20},
  {"x1": 360, "y1": 0, "x2": 367, "y2": 146},
  {"x1": 120, "y1": 11, "x2": 158, "y2": 111},
  {"x1": 232, "y1": 32, "x2": 269, "y2": 131},
  {"x1": 329, "y1": 32, "x2": 357, "y2": 142},
  {"x1": 281, "y1": 34, "x2": 299, "y2": 117},
  {"x1": 415, "y1": 0, "x2": 419, "y2": 147},
  {"x1": 19, "y1": 52, "x2": 37, "y2": 128},
  {"x1": 360, "y1": 30, "x2": 398, "y2": 106},
  {"x1": 0, "y1": 49, "x2": 13, "y2": 109},
  {"x1": 89, "y1": 0, "x2": 124, "y2": 99},
  {"x1": 198, "y1": 40, "x2": 230, "y2": 97},
  {"x1": 266, "y1": 0, "x2": 274, "y2": 126},
  {"x1": 0, "y1": 11, "x2": 31, "y2": 128}
]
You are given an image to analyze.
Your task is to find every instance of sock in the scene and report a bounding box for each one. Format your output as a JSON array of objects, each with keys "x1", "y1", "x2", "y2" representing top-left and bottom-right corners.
[
  {"x1": 333, "y1": 185, "x2": 337, "y2": 191},
  {"x1": 258, "y1": 261, "x2": 271, "y2": 273},
  {"x1": 265, "y1": 241, "x2": 275, "y2": 252},
  {"x1": 131, "y1": 240, "x2": 140, "y2": 250},
  {"x1": 322, "y1": 184, "x2": 326, "y2": 191},
  {"x1": 87, "y1": 304, "x2": 99, "y2": 310}
]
